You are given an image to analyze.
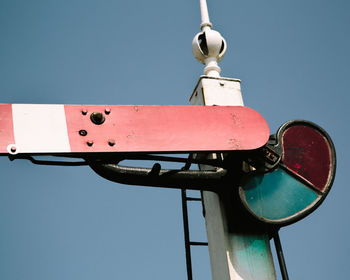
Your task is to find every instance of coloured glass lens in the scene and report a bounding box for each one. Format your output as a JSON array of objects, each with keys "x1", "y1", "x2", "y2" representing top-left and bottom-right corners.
[
  {"x1": 242, "y1": 168, "x2": 318, "y2": 221},
  {"x1": 282, "y1": 125, "x2": 331, "y2": 192}
]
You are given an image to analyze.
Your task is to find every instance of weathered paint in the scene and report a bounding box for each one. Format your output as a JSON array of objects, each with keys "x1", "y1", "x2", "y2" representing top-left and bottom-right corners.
[
  {"x1": 241, "y1": 168, "x2": 318, "y2": 221},
  {"x1": 190, "y1": 76, "x2": 276, "y2": 280},
  {"x1": 11, "y1": 104, "x2": 71, "y2": 154},
  {"x1": 190, "y1": 76, "x2": 243, "y2": 106},
  {"x1": 227, "y1": 233, "x2": 276, "y2": 280},
  {"x1": 0, "y1": 104, "x2": 15, "y2": 153},
  {"x1": 0, "y1": 104, "x2": 269, "y2": 155}
]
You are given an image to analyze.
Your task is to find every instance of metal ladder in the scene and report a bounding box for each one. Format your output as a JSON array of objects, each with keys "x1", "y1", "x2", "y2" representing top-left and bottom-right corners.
[{"x1": 181, "y1": 189, "x2": 208, "y2": 280}]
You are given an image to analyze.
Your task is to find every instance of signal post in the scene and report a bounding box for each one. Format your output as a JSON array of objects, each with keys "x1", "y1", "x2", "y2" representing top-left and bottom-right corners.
[
  {"x1": 190, "y1": 77, "x2": 276, "y2": 280},
  {"x1": 190, "y1": 2, "x2": 276, "y2": 279},
  {"x1": 0, "y1": 1, "x2": 336, "y2": 279}
]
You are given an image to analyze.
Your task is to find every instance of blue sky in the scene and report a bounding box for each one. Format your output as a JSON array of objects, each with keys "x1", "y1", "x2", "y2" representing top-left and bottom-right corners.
[{"x1": 0, "y1": 0, "x2": 349, "y2": 279}]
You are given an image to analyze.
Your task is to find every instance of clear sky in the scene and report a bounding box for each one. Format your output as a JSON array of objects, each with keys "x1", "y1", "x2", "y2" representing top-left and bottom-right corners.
[{"x1": 0, "y1": 0, "x2": 349, "y2": 279}]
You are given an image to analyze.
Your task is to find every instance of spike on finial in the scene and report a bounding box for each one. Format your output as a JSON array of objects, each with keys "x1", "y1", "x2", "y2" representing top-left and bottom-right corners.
[
  {"x1": 199, "y1": 0, "x2": 212, "y2": 30},
  {"x1": 192, "y1": 0, "x2": 227, "y2": 77}
]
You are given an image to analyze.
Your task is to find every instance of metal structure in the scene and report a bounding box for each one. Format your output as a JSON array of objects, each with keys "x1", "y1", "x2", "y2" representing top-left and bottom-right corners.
[
  {"x1": 239, "y1": 120, "x2": 336, "y2": 226},
  {"x1": 0, "y1": 1, "x2": 336, "y2": 279},
  {"x1": 190, "y1": 2, "x2": 277, "y2": 279}
]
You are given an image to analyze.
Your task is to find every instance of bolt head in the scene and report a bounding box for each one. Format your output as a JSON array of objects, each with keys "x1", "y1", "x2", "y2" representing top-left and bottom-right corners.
[
  {"x1": 108, "y1": 140, "x2": 115, "y2": 146},
  {"x1": 90, "y1": 112, "x2": 105, "y2": 125},
  {"x1": 79, "y1": 130, "x2": 88, "y2": 136}
]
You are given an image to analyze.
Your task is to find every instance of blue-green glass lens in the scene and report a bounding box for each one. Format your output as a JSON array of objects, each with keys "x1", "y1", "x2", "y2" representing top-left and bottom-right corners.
[{"x1": 242, "y1": 168, "x2": 318, "y2": 221}]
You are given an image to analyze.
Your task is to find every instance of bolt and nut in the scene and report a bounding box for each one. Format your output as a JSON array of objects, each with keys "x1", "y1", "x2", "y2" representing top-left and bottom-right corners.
[{"x1": 79, "y1": 130, "x2": 88, "y2": 136}]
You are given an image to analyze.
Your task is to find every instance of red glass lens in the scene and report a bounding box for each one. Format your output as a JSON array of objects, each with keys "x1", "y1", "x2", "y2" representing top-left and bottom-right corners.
[{"x1": 282, "y1": 125, "x2": 332, "y2": 192}]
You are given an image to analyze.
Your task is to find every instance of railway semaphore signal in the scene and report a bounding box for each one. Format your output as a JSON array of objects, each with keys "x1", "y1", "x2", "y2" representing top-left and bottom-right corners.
[{"x1": 0, "y1": 1, "x2": 336, "y2": 279}]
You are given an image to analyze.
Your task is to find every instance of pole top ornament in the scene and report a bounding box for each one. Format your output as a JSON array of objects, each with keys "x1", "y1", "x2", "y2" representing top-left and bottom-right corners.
[{"x1": 192, "y1": 0, "x2": 227, "y2": 77}]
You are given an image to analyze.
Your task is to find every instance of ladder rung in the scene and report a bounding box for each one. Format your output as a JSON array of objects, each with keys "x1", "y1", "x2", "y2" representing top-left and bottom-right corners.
[
  {"x1": 189, "y1": 241, "x2": 208, "y2": 246},
  {"x1": 186, "y1": 197, "x2": 202, "y2": 201}
]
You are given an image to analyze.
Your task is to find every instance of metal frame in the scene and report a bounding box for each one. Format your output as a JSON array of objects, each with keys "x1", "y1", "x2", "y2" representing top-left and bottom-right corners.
[{"x1": 239, "y1": 120, "x2": 337, "y2": 226}]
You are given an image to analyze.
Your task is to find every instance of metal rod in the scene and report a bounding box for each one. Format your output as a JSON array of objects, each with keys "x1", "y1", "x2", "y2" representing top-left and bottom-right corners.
[
  {"x1": 8, "y1": 153, "x2": 225, "y2": 168},
  {"x1": 123, "y1": 154, "x2": 223, "y2": 167},
  {"x1": 273, "y1": 230, "x2": 290, "y2": 280},
  {"x1": 9, "y1": 155, "x2": 88, "y2": 166},
  {"x1": 199, "y1": 0, "x2": 212, "y2": 30},
  {"x1": 181, "y1": 189, "x2": 193, "y2": 280}
]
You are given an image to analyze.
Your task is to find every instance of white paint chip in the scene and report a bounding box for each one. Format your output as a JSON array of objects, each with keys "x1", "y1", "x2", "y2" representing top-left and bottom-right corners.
[
  {"x1": 12, "y1": 104, "x2": 71, "y2": 153},
  {"x1": 227, "y1": 251, "x2": 244, "y2": 280}
]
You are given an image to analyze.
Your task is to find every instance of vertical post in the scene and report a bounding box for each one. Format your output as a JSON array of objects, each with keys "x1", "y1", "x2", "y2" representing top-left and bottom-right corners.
[
  {"x1": 190, "y1": 77, "x2": 276, "y2": 280},
  {"x1": 191, "y1": 1, "x2": 276, "y2": 278}
]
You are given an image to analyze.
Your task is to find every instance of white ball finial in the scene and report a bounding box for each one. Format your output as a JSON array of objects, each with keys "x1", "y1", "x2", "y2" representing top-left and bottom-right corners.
[{"x1": 192, "y1": 29, "x2": 227, "y2": 77}]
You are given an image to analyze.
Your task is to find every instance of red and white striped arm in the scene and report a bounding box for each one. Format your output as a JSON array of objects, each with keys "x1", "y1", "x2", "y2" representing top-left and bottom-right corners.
[{"x1": 0, "y1": 104, "x2": 269, "y2": 155}]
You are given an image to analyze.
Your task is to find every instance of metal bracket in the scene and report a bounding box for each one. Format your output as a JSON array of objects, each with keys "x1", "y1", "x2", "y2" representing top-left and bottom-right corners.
[{"x1": 89, "y1": 159, "x2": 228, "y2": 190}]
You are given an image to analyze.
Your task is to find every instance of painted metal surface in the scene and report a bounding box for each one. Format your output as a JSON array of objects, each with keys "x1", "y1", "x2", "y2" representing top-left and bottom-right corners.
[
  {"x1": 0, "y1": 104, "x2": 15, "y2": 153},
  {"x1": 190, "y1": 76, "x2": 277, "y2": 280},
  {"x1": 0, "y1": 104, "x2": 269, "y2": 155},
  {"x1": 227, "y1": 233, "x2": 276, "y2": 280},
  {"x1": 199, "y1": 0, "x2": 212, "y2": 29},
  {"x1": 192, "y1": 0, "x2": 226, "y2": 77},
  {"x1": 190, "y1": 76, "x2": 244, "y2": 106},
  {"x1": 239, "y1": 120, "x2": 336, "y2": 225},
  {"x1": 11, "y1": 104, "x2": 71, "y2": 154}
]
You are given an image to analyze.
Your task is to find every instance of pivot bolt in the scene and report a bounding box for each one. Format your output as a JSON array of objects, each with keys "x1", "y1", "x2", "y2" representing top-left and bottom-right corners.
[
  {"x1": 90, "y1": 112, "x2": 105, "y2": 125},
  {"x1": 87, "y1": 141, "x2": 94, "y2": 147}
]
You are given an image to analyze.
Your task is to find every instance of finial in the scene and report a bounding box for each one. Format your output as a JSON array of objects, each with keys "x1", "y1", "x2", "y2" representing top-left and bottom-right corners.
[{"x1": 192, "y1": 0, "x2": 227, "y2": 77}]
